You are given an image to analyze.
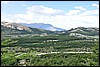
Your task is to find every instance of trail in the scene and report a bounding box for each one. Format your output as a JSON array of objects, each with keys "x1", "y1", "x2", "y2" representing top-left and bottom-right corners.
[{"x1": 37, "y1": 51, "x2": 93, "y2": 55}]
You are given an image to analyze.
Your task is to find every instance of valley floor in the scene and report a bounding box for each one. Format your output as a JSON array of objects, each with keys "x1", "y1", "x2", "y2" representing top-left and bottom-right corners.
[{"x1": 1, "y1": 34, "x2": 99, "y2": 66}]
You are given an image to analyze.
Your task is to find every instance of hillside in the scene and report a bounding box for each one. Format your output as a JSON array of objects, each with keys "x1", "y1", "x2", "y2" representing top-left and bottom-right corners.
[
  {"x1": 1, "y1": 21, "x2": 55, "y2": 35},
  {"x1": 68, "y1": 27, "x2": 99, "y2": 36},
  {"x1": 59, "y1": 27, "x2": 99, "y2": 36}
]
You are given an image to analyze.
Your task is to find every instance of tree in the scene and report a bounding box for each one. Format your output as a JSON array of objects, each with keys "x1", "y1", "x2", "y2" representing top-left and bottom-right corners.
[
  {"x1": 1, "y1": 53, "x2": 17, "y2": 66},
  {"x1": 1, "y1": 38, "x2": 18, "y2": 46}
]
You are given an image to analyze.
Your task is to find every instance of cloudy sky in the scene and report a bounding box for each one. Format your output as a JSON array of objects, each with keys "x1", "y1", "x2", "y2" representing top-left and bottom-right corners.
[{"x1": 1, "y1": 1, "x2": 99, "y2": 30}]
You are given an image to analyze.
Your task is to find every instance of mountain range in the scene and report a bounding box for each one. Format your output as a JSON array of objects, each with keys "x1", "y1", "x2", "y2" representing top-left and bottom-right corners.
[
  {"x1": 19, "y1": 23, "x2": 66, "y2": 31},
  {"x1": 1, "y1": 21, "x2": 99, "y2": 36},
  {"x1": 1, "y1": 21, "x2": 55, "y2": 35}
]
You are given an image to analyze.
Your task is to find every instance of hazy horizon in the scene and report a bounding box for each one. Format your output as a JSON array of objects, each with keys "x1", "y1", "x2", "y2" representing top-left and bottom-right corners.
[{"x1": 1, "y1": 1, "x2": 99, "y2": 30}]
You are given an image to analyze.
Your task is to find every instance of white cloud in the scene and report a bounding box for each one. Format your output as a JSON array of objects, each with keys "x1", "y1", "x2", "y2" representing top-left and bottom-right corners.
[
  {"x1": 15, "y1": 13, "x2": 33, "y2": 21},
  {"x1": 74, "y1": 6, "x2": 86, "y2": 11},
  {"x1": 27, "y1": 5, "x2": 65, "y2": 16},
  {"x1": 1, "y1": 4, "x2": 99, "y2": 30},
  {"x1": 52, "y1": 15, "x2": 99, "y2": 29},
  {"x1": 1, "y1": 13, "x2": 15, "y2": 22},
  {"x1": 92, "y1": 3, "x2": 99, "y2": 8},
  {"x1": 66, "y1": 10, "x2": 80, "y2": 16},
  {"x1": 78, "y1": 9, "x2": 99, "y2": 16},
  {"x1": 22, "y1": 4, "x2": 27, "y2": 7}
]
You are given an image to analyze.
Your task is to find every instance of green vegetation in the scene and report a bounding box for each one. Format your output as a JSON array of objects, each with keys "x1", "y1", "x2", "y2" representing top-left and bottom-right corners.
[
  {"x1": 1, "y1": 34, "x2": 99, "y2": 66},
  {"x1": 1, "y1": 38, "x2": 18, "y2": 47}
]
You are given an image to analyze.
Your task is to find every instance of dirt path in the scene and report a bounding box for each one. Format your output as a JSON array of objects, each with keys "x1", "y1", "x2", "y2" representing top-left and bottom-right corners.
[{"x1": 37, "y1": 51, "x2": 93, "y2": 55}]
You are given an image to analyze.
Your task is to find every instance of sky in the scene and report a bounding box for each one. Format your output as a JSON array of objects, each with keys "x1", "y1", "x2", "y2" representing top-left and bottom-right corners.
[{"x1": 1, "y1": 1, "x2": 99, "y2": 30}]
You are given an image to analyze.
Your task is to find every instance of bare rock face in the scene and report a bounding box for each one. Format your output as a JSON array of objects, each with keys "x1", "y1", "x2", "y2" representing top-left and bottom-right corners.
[{"x1": 1, "y1": 21, "x2": 32, "y2": 32}]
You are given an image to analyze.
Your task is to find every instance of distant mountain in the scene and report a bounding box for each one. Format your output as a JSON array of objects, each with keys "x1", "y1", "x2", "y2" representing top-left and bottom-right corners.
[
  {"x1": 1, "y1": 21, "x2": 99, "y2": 36},
  {"x1": 1, "y1": 21, "x2": 55, "y2": 35},
  {"x1": 19, "y1": 23, "x2": 66, "y2": 31}
]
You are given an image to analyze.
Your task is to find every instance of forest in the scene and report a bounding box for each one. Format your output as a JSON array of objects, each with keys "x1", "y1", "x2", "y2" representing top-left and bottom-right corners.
[{"x1": 1, "y1": 34, "x2": 99, "y2": 66}]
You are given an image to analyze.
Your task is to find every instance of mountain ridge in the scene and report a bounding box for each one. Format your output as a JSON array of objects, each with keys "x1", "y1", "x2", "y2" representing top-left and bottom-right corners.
[
  {"x1": 19, "y1": 23, "x2": 66, "y2": 31},
  {"x1": 1, "y1": 21, "x2": 56, "y2": 35},
  {"x1": 1, "y1": 21, "x2": 99, "y2": 36}
]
